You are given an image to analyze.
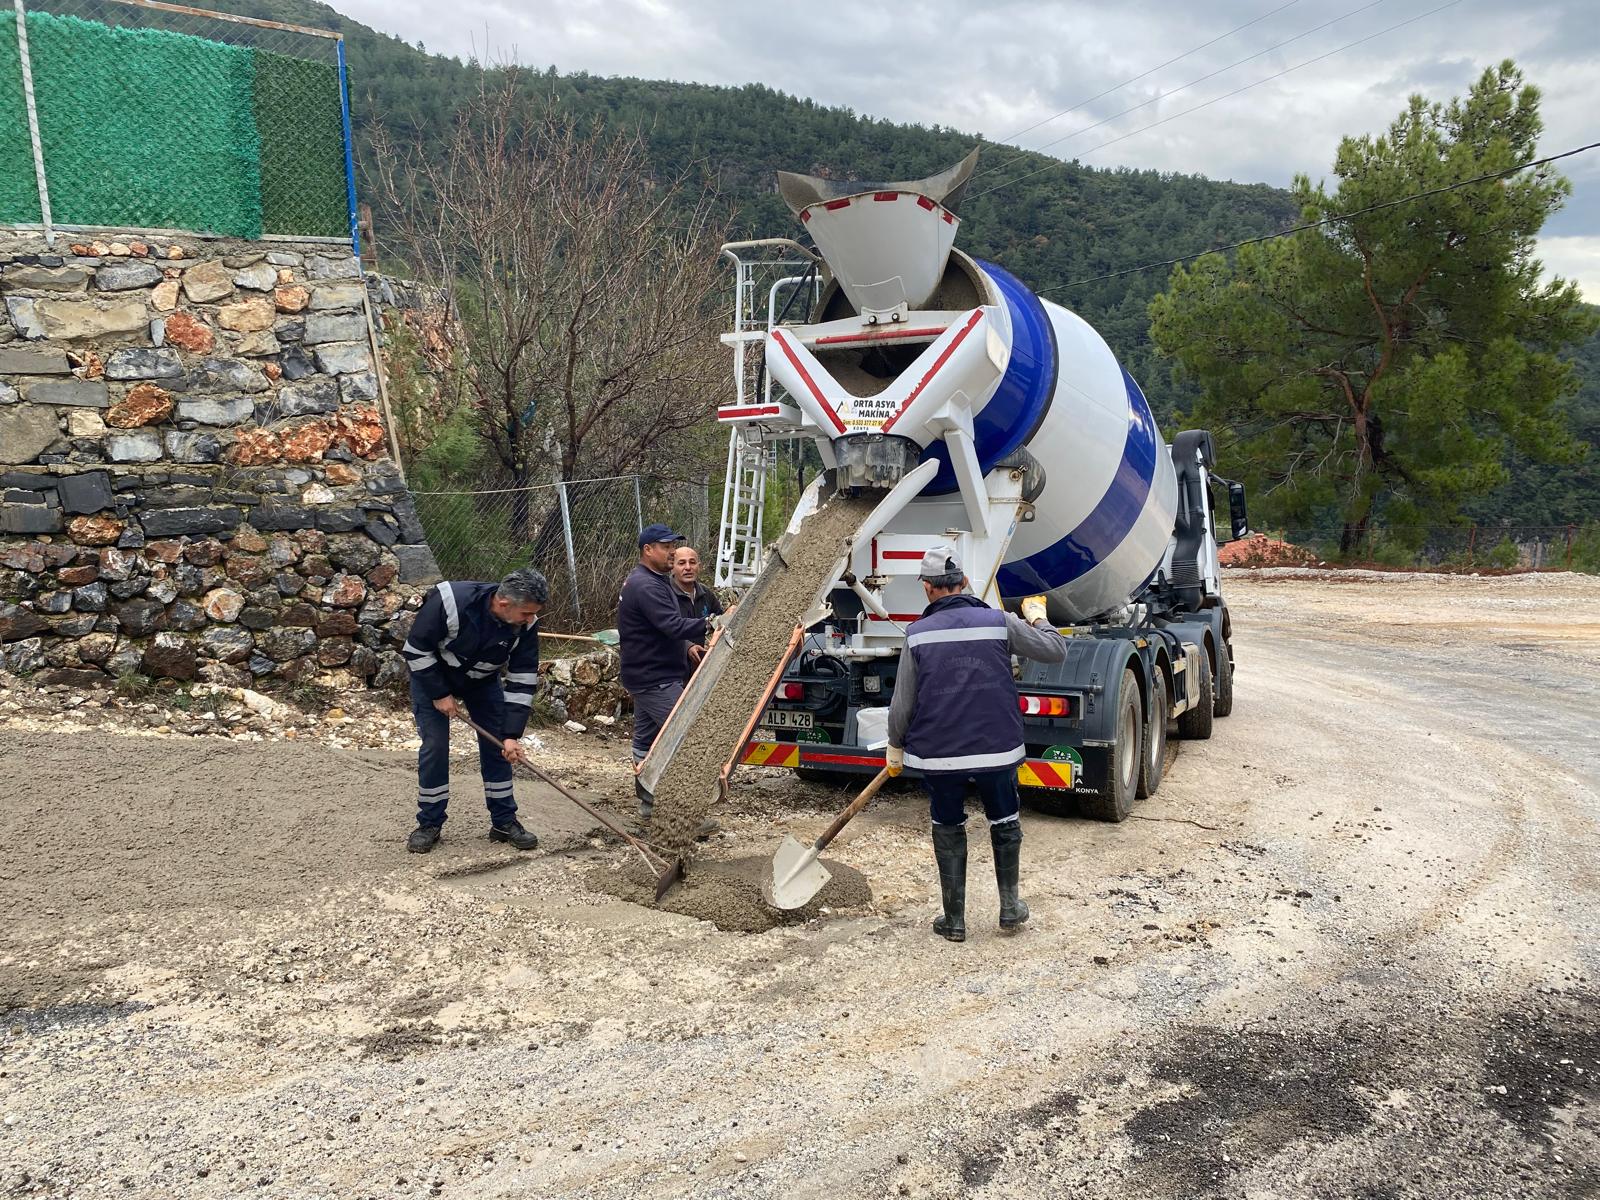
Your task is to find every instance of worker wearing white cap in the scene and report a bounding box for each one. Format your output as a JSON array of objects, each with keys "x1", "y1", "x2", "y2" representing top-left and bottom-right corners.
[{"x1": 885, "y1": 545, "x2": 1065, "y2": 942}]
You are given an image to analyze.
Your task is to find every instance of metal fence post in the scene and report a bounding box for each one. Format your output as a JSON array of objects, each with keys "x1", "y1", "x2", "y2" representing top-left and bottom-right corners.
[
  {"x1": 335, "y1": 35, "x2": 359, "y2": 257},
  {"x1": 632, "y1": 474, "x2": 643, "y2": 534},
  {"x1": 557, "y1": 479, "x2": 581, "y2": 618},
  {"x1": 12, "y1": 0, "x2": 54, "y2": 247},
  {"x1": 700, "y1": 473, "x2": 710, "y2": 548}
]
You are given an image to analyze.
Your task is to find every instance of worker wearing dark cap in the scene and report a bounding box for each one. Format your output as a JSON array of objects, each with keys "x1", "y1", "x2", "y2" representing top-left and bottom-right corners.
[
  {"x1": 618, "y1": 523, "x2": 721, "y2": 821},
  {"x1": 885, "y1": 545, "x2": 1064, "y2": 942}
]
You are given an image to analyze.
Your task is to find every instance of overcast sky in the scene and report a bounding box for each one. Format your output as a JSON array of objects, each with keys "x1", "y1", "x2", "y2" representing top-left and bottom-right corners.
[{"x1": 339, "y1": 0, "x2": 1600, "y2": 298}]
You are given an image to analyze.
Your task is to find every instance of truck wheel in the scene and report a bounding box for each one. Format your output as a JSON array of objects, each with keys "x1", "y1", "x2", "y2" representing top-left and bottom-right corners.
[
  {"x1": 1213, "y1": 640, "x2": 1235, "y2": 718},
  {"x1": 1137, "y1": 666, "x2": 1167, "y2": 799},
  {"x1": 1177, "y1": 650, "x2": 1214, "y2": 740},
  {"x1": 1080, "y1": 667, "x2": 1142, "y2": 823}
]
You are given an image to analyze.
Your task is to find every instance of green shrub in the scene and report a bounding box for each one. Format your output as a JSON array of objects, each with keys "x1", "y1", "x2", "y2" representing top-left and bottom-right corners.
[
  {"x1": 1568, "y1": 521, "x2": 1600, "y2": 574},
  {"x1": 1480, "y1": 536, "x2": 1520, "y2": 570}
]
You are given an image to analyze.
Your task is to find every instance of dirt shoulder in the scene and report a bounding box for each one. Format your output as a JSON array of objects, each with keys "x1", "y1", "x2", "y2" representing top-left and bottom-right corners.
[{"x1": 1, "y1": 571, "x2": 1597, "y2": 1199}]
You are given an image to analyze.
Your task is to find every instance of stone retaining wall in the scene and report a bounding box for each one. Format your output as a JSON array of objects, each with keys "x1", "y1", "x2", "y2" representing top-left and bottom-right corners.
[{"x1": 0, "y1": 230, "x2": 441, "y2": 687}]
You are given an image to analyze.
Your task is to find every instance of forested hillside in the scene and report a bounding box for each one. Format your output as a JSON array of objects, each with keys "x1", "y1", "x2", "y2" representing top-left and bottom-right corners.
[{"x1": 176, "y1": 0, "x2": 1598, "y2": 523}]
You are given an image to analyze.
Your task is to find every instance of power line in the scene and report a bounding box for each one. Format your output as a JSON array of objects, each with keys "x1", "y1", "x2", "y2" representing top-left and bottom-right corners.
[
  {"x1": 1036, "y1": 139, "x2": 1600, "y2": 294},
  {"x1": 977, "y1": 0, "x2": 1379, "y2": 182},
  {"x1": 983, "y1": 0, "x2": 1305, "y2": 163},
  {"x1": 970, "y1": 0, "x2": 1462, "y2": 203}
]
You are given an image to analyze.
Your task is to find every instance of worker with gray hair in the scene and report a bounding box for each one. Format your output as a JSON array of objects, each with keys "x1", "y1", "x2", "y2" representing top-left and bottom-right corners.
[
  {"x1": 401, "y1": 567, "x2": 549, "y2": 854},
  {"x1": 885, "y1": 546, "x2": 1065, "y2": 942}
]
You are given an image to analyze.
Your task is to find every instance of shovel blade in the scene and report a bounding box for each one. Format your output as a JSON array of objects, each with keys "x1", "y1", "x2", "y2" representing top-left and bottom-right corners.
[{"x1": 763, "y1": 834, "x2": 832, "y2": 910}]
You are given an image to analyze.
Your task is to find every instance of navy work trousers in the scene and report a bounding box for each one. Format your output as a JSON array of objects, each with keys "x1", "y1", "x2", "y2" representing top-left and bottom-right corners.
[
  {"x1": 923, "y1": 767, "x2": 1022, "y2": 828},
  {"x1": 411, "y1": 677, "x2": 516, "y2": 828},
  {"x1": 629, "y1": 679, "x2": 684, "y2": 763}
]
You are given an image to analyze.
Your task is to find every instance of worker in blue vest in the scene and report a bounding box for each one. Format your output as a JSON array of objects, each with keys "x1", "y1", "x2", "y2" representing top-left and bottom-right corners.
[
  {"x1": 885, "y1": 546, "x2": 1065, "y2": 941},
  {"x1": 400, "y1": 567, "x2": 547, "y2": 854}
]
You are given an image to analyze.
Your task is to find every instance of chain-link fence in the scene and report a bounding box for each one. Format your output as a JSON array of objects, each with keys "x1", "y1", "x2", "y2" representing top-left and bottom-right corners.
[
  {"x1": 1221, "y1": 523, "x2": 1600, "y2": 573},
  {"x1": 412, "y1": 474, "x2": 712, "y2": 630},
  {"x1": 1, "y1": 0, "x2": 352, "y2": 241}
]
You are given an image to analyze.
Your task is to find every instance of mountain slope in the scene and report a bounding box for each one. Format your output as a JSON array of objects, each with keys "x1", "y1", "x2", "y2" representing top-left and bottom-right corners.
[{"x1": 157, "y1": 0, "x2": 1597, "y2": 523}]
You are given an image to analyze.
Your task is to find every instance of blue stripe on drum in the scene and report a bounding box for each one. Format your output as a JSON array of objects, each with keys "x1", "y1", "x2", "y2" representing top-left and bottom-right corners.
[
  {"x1": 920, "y1": 259, "x2": 1056, "y2": 495},
  {"x1": 996, "y1": 369, "x2": 1160, "y2": 594}
]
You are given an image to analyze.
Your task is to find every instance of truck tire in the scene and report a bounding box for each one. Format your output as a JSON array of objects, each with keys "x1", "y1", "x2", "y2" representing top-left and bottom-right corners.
[
  {"x1": 1213, "y1": 640, "x2": 1235, "y2": 718},
  {"x1": 1080, "y1": 667, "x2": 1142, "y2": 822},
  {"x1": 1177, "y1": 650, "x2": 1214, "y2": 740},
  {"x1": 1137, "y1": 666, "x2": 1167, "y2": 799}
]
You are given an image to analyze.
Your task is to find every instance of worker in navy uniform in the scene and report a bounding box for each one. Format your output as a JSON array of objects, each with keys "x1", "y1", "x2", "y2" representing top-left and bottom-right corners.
[
  {"x1": 619, "y1": 524, "x2": 727, "y2": 821},
  {"x1": 400, "y1": 567, "x2": 548, "y2": 854},
  {"x1": 670, "y1": 544, "x2": 723, "y2": 682},
  {"x1": 885, "y1": 546, "x2": 1065, "y2": 941}
]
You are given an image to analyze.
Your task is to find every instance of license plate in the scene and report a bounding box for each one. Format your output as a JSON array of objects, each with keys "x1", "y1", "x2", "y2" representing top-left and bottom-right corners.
[{"x1": 762, "y1": 707, "x2": 813, "y2": 729}]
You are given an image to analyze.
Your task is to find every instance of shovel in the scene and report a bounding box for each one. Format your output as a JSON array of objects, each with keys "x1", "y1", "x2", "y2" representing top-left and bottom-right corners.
[
  {"x1": 453, "y1": 712, "x2": 684, "y2": 900},
  {"x1": 763, "y1": 768, "x2": 890, "y2": 910}
]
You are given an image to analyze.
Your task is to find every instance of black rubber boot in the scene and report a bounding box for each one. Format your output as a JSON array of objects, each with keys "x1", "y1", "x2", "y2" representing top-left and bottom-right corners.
[
  {"x1": 635, "y1": 775, "x2": 654, "y2": 827},
  {"x1": 991, "y1": 819, "x2": 1030, "y2": 930},
  {"x1": 489, "y1": 820, "x2": 539, "y2": 850},
  {"x1": 407, "y1": 825, "x2": 442, "y2": 854},
  {"x1": 931, "y1": 823, "x2": 967, "y2": 942}
]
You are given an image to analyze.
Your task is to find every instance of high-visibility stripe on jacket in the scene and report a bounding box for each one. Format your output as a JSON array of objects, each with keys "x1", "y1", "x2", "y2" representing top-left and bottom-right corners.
[
  {"x1": 402, "y1": 580, "x2": 541, "y2": 737},
  {"x1": 901, "y1": 594, "x2": 1025, "y2": 774}
]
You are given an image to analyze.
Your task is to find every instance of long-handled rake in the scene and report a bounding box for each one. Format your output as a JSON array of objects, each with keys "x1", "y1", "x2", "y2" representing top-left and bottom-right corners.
[{"x1": 453, "y1": 712, "x2": 684, "y2": 900}]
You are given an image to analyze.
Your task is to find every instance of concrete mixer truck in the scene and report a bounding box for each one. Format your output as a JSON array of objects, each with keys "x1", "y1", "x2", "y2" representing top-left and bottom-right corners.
[{"x1": 705, "y1": 150, "x2": 1249, "y2": 821}]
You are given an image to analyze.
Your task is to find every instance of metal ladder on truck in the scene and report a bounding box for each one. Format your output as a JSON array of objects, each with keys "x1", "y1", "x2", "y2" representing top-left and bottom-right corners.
[{"x1": 713, "y1": 239, "x2": 821, "y2": 589}]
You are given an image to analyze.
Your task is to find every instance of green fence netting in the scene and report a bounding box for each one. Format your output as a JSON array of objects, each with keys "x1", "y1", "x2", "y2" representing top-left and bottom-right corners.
[
  {"x1": 0, "y1": 19, "x2": 41, "y2": 224},
  {"x1": 0, "y1": 10, "x2": 349, "y2": 239},
  {"x1": 254, "y1": 48, "x2": 347, "y2": 238}
]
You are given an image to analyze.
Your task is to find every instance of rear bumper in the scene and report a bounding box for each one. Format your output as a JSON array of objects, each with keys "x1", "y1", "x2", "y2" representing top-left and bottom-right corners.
[{"x1": 741, "y1": 740, "x2": 1077, "y2": 789}]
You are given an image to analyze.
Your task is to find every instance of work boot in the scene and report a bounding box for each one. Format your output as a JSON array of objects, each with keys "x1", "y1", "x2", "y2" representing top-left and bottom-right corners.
[
  {"x1": 931, "y1": 823, "x2": 967, "y2": 943},
  {"x1": 991, "y1": 819, "x2": 1030, "y2": 930},
  {"x1": 489, "y1": 820, "x2": 540, "y2": 851},
  {"x1": 407, "y1": 824, "x2": 442, "y2": 854},
  {"x1": 636, "y1": 776, "x2": 654, "y2": 828}
]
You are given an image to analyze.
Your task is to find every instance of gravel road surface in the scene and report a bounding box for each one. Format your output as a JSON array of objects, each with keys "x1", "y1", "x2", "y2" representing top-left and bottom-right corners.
[{"x1": 2, "y1": 570, "x2": 1596, "y2": 1199}]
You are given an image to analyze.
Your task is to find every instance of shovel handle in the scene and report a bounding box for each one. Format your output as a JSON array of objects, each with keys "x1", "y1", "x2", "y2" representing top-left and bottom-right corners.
[{"x1": 812, "y1": 768, "x2": 890, "y2": 853}]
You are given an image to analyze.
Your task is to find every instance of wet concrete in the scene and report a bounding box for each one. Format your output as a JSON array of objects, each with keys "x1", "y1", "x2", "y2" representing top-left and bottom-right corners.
[
  {"x1": 588, "y1": 854, "x2": 873, "y2": 932},
  {"x1": 647, "y1": 495, "x2": 876, "y2": 859}
]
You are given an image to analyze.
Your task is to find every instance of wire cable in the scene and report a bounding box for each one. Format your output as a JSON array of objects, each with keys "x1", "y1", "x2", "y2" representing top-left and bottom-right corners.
[
  {"x1": 971, "y1": 0, "x2": 1462, "y2": 203},
  {"x1": 977, "y1": 0, "x2": 1380, "y2": 181},
  {"x1": 1035, "y1": 139, "x2": 1600, "y2": 293},
  {"x1": 983, "y1": 0, "x2": 1304, "y2": 161}
]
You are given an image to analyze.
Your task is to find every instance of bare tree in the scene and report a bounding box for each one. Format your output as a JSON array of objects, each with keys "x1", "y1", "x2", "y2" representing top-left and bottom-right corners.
[{"x1": 372, "y1": 72, "x2": 729, "y2": 532}]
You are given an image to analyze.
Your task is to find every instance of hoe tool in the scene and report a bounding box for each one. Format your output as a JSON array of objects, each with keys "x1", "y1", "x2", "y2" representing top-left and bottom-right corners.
[
  {"x1": 763, "y1": 768, "x2": 890, "y2": 910},
  {"x1": 454, "y1": 713, "x2": 683, "y2": 900}
]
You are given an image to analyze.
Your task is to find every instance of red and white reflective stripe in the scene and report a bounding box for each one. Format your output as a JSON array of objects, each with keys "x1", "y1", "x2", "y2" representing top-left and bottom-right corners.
[
  {"x1": 801, "y1": 750, "x2": 884, "y2": 768},
  {"x1": 873, "y1": 191, "x2": 899, "y2": 202},
  {"x1": 1019, "y1": 694, "x2": 1069, "y2": 717},
  {"x1": 881, "y1": 308, "x2": 985, "y2": 433},
  {"x1": 770, "y1": 330, "x2": 846, "y2": 434},
  {"x1": 867, "y1": 612, "x2": 925, "y2": 622},
  {"x1": 718, "y1": 405, "x2": 783, "y2": 419},
  {"x1": 881, "y1": 549, "x2": 925, "y2": 561},
  {"x1": 812, "y1": 326, "x2": 949, "y2": 346},
  {"x1": 823, "y1": 197, "x2": 852, "y2": 211},
  {"x1": 916, "y1": 196, "x2": 936, "y2": 211}
]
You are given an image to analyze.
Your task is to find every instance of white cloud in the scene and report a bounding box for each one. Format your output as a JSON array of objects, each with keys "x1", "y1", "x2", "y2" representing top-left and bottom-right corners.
[
  {"x1": 339, "y1": 0, "x2": 1600, "y2": 234},
  {"x1": 1536, "y1": 235, "x2": 1600, "y2": 302}
]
